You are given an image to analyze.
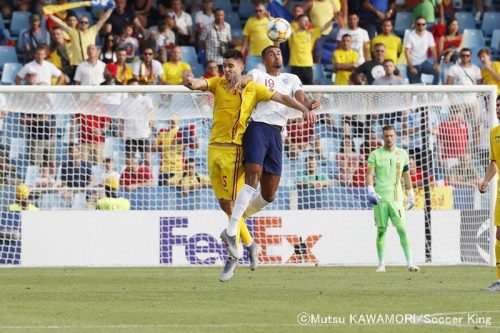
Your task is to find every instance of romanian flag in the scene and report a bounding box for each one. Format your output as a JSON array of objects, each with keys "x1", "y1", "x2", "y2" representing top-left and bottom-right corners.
[{"x1": 42, "y1": 1, "x2": 91, "y2": 15}]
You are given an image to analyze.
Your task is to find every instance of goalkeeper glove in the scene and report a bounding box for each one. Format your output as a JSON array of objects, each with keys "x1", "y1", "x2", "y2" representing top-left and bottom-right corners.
[
  {"x1": 406, "y1": 189, "x2": 414, "y2": 210},
  {"x1": 367, "y1": 186, "x2": 380, "y2": 206}
]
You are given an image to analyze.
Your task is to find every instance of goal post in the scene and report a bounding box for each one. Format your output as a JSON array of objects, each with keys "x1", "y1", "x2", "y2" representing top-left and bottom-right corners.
[{"x1": 0, "y1": 84, "x2": 496, "y2": 267}]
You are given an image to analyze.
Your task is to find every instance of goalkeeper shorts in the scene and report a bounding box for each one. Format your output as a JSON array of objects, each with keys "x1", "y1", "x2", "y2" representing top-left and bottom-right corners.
[{"x1": 373, "y1": 201, "x2": 406, "y2": 228}]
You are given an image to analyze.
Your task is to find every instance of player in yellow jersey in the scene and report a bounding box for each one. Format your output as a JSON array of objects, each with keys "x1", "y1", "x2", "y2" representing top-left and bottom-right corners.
[
  {"x1": 184, "y1": 49, "x2": 314, "y2": 282},
  {"x1": 479, "y1": 95, "x2": 500, "y2": 291}
]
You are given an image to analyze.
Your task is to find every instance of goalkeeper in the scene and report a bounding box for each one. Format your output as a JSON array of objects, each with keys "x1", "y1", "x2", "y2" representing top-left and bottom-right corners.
[
  {"x1": 366, "y1": 125, "x2": 419, "y2": 273},
  {"x1": 478, "y1": 95, "x2": 500, "y2": 292}
]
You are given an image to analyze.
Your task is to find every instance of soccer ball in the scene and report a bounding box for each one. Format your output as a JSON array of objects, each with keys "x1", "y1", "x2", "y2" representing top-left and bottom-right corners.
[{"x1": 266, "y1": 18, "x2": 292, "y2": 43}]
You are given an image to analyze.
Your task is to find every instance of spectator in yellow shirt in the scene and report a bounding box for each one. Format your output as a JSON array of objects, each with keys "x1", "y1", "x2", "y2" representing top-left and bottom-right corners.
[
  {"x1": 289, "y1": 14, "x2": 335, "y2": 84},
  {"x1": 8, "y1": 183, "x2": 39, "y2": 212},
  {"x1": 478, "y1": 48, "x2": 500, "y2": 95},
  {"x1": 163, "y1": 45, "x2": 193, "y2": 85},
  {"x1": 179, "y1": 158, "x2": 211, "y2": 197},
  {"x1": 115, "y1": 47, "x2": 133, "y2": 84},
  {"x1": 370, "y1": 19, "x2": 402, "y2": 65},
  {"x1": 304, "y1": 0, "x2": 346, "y2": 63},
  {"x1": 242, "y1": 2, "x2": 273, "y2": 72},
  {"x1": 332, "y1": 34, "x2": 360, "y2": 85}
]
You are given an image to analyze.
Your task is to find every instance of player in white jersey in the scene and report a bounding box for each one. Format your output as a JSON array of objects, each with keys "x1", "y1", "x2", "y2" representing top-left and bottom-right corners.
[{"x1": 221, "y1": 45, "x2": 318, "y2": 259}]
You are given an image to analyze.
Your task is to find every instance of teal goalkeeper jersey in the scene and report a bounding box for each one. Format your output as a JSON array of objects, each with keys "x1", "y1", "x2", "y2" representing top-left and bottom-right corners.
[{"x1": 367, "y1": 146, "x2": 409, "y2": 203}]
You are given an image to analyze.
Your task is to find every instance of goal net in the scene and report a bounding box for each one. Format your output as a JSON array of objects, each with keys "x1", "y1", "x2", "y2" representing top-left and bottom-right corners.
[{"x1": 0, "y1": 85, "x2": 496, "y2": 267}]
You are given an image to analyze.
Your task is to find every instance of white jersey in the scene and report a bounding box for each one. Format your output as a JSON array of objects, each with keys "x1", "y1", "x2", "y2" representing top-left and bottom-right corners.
[{"x1": 248, "y1": 69, "x2": 303, "y2": 128}]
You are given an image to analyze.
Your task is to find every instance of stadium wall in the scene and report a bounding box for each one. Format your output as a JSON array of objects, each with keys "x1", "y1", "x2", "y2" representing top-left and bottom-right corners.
[{"x1": 17, "y1": 210, "x2": 468, "y2": 267}]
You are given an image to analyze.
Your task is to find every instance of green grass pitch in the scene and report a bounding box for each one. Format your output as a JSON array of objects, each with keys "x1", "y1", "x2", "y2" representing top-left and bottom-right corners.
[{"x1": 0, "y1": 266, "x2": 498, "y2": 333}]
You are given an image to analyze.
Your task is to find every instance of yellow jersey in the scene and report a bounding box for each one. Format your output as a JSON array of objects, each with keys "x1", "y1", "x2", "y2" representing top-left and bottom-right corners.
[
  {"x1": 66, "y1": 26, "x2": 98, "y2": 65},
  {"x1": 371, "y1": 34, "x2": 402, "y2": 65},
  {"x1": 154, "y1": 127, "x2": 184, "y2": 174},
  {"x1": 116, "y1": 63, "x2": 133, "y2": 84},
  {"x1": 242, "y1": 16, "x2": 273, "y2": 56},
  {"x1": 332, "y1": 49, "x2": 359, "y2": 85},
  {"x1": 309, "y1": 0, "x2": 338, "y2": 35},
  {"x1": 163, "y1": 61, "x2": 192, "y2": 85},
  {"x1": 288, "y1": 28, "x2": 321, "y2": 67},
  {"x1": 481, "y1": 61, "x2": 500, "y2": 95},
  {"x1": 206, "y1": 77, "x2": 275, "y2": 145}
]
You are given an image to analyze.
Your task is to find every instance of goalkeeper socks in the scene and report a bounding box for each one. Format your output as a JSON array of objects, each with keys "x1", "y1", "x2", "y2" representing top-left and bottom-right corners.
[
  {"x1": 227, "y1": 184, "x2": 256, "y2": 236},
  {"x1": 395, "y1": 224, "x2": 412, "y2": 263},
  {"x1": 496, "y1": 240, "x2": 500, "y2": 281},
  {"x1": 243, "y1": 192, "x2": 270, "y2": 218},
  {"x1": 376, "y1": 227, "x2": 387, "y2": 264}
]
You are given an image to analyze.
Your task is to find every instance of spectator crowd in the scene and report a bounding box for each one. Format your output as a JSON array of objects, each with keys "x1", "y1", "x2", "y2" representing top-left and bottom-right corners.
[{"x1": 0, "y1": 0, "x2": 498, "y2": 210}]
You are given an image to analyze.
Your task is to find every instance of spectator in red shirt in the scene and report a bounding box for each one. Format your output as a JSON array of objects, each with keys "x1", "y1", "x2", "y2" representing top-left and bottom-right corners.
[
  {"x1": 202, "y1": 60, "x2": 223, "y2": 79},
  {"x1": 286, "y1": 117, "x2": 322, "y2": 160},
  {"x1": 437, "y1": 109, "x2": 469, "y2": 170},
  {"x1": 120, "y1": 156, "x2": 153, "y2": 192},
  {"x1": 74, "y1": 107, "x2": 111, "y2": 166},
  {"x1": 336, "y1": 135, "x2": 363, "y2": 186}
]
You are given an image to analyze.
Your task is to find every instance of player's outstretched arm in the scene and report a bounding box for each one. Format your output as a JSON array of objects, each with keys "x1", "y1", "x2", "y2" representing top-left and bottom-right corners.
[
  {"x1": 271, "y1": 93, "x2": 317, "y2": 123},
  {"x1": 479, "y1": 160, "x2": 497, "y2": 193},
  {"x1": 183, "y1": 76, "x2": 208, "y2": 91},
  {"x1": 295, "y1": 90, "x2": 320, "y2": 111}
]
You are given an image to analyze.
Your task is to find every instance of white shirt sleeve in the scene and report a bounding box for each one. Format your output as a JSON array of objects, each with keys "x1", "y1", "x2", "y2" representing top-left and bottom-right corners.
[
  {"x1": 74, "y1": 64, "x2": 82, "y2": 82},
  {"x1": 290, "y1": 74, "x2": 303, "y2": 95},
  {"x1": 248, "y1": 68, "x2": 263, "y2": 82},
  {"x1": 361, "y1": 29, "x2": 370, "y2": 43},
  {"x1": 153, "y1": 60, "x2": 164, "y2": 76},
  {"x1": 17, "y1": 64, "x2": 28, "y2": 79},
  {"x1": 132, "y1": 62, "x2": 140, "y2": 76},
  {"x1": 403, "y1": 31, "x2": 412, "y2": 49},
  {"x1": 427, "y1": 31, "x2": 436, "y2": 48},
  {"x1": 49, "y1": 62, "x2": 62, "y2": 77}
]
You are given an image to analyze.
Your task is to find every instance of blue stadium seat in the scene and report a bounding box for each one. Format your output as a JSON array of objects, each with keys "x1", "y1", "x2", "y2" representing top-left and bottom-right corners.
[
  {"x1": 312, "y1": 63, "x2": 330, "y2": 85},
  {"x1": 214, "y1": 0, "x2": 234, "y2": 13},
  {"x1": 181, "y1": 46, "x2": 199, "y2": 66},
  {"x1": 490, "y1": 29, "x2": 500, "y2": 58},
  {"x1": 0, "y1": 14, "x2": 5, "y2": 30},
  {"x1": 238, "y1": 0, "x2": 254, "y2": 19},
  {"x1": 463, "y1": 29, "x2": 486, "y2": 48},
  {"x1": 469, "y1": 46, "x2": 483, "y2": 67},
  {"x1": 225, "y1": 12, "x2": 242, "y2": 30},
  {"x1": 394, "y1": 12, "x2": 413, "y2": 37},
  {"x1": 481, "y1": 12, "x2": 500, "y2": 39},
  {"x1": 455, "y1": 12, "x2": 476, "y2": 33},
  {"x1": 191, "y1": 62, "x2": 204, "y2": 78},
  {"x1": 232, "y1": 28, "x2": 243, "y2": 40},
  {"x1": 10, "y1": 11, "x2": 30, "y2": 37},
  {"x1": 0, "y1": 46, "x2": 18, "y2": 72},
  {"x1": 1, "y1": 62, "x2": 22, "y2": 85}
]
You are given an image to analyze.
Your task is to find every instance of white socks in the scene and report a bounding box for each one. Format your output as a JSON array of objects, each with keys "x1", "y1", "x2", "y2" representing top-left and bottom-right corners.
[
  {"x1": 226, "y1": 184, "x2": 255, "y2": 236},
  {"x1": 243, "y1": 192, "x2": 269, "y2": 219}
]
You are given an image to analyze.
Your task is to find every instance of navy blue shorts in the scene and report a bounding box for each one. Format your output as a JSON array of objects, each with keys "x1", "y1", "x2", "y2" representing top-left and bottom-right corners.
[{"x1": 243, "y1": 122, "x2": 282, "y2": 176}]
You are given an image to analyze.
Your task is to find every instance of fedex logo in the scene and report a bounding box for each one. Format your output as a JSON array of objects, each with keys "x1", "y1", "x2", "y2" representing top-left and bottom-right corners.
[{"x1": 159, "y1": 216, "x2": 322, "y2": 265}]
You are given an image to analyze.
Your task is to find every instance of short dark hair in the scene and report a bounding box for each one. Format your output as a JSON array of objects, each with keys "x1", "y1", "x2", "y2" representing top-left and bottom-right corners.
[
  {"x1": 297, "y1": 14, "x2": 309, "y2": 21},
  {"x1": 261, "y1": 45, "x2": 280, "y2": 58},
  {"x1": 127, "y1": 78, "x2": 139, "y2": 85},
  {"x1": 382, "y1": 125, "x2": 396, "y2": 132},
  {"x1": 477, "y1": 48, "x2": 491, "y2": 57},
  {"x1": 382, "y1": 59, "x2": 394, "y2": 65},
  {"x1": 223, "y1": 49, "x2": 244, "y2": 61},
  {"x1": 460, "y1": 47, "x2": 472, "y2": 55},
  {"x1": 341, "y1": 33, "x2": 352, "y2": 40}
]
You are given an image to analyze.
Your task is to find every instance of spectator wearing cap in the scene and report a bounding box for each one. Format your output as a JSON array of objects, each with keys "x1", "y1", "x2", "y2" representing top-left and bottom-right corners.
[
  {"x1": 74, "y1": 44, "x2": 106, "y2": 85},
  {"x1": 18, "y1": 14, "x2": 50, "y2": 62},
  {"x1": 199, "y1": 8, "x2": 231, "y2": 72},
  {"x1": 16, "y1": 45, "x2": 64, "y2": 85},
  {"x1": 97, "y1": 177, "x2": 130, "y2": 210},
  {"x1": 8, "y1": 183, "x2": 40, "y2": 212},
  {"x1": 49, "y1": 2, "x2": 115, "y2": 66},
  {"x1": 203, "y1": 60, "x2": 222, "y2": 78}
]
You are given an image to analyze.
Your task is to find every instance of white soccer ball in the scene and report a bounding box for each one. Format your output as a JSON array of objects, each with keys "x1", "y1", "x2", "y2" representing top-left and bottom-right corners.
[{"x1": 266, "y1": 18, "x2": 292, "y2": 43}]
